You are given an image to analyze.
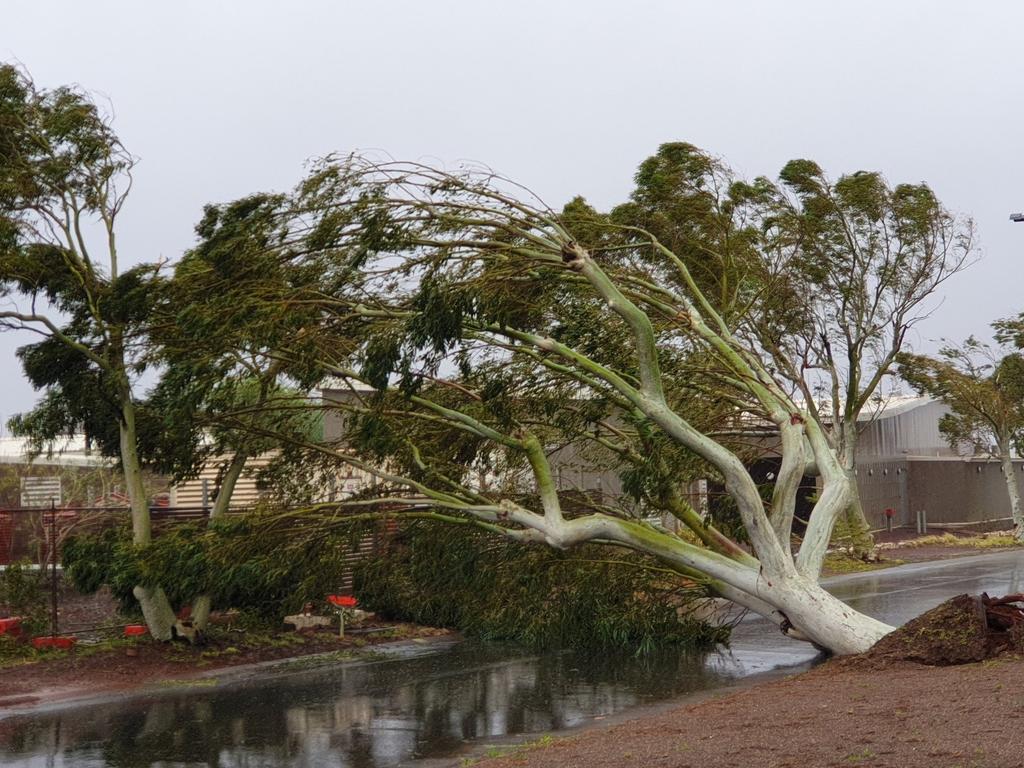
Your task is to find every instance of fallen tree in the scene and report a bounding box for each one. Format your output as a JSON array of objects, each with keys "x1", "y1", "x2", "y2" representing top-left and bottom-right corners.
[{"x1": 166, "y1": 151, "x2": 973, "y2": 655}]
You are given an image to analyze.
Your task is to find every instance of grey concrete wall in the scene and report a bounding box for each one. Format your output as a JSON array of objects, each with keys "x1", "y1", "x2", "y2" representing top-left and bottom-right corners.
[
  {"x1": 903, "y1": 458, "x2": 1024, "y2": 528},
  {"x1": 856, "y1": 457, "x2": 1024, "y2": 530}
]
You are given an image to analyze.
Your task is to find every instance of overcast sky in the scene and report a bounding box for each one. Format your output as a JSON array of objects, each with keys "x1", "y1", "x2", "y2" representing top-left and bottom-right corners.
[{"x1": 3, "y1": 1, "x2": 1023, "y2": 426}]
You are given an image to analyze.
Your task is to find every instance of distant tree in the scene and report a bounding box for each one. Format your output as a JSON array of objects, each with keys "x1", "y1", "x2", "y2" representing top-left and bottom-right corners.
[
  {"x1": 150, "y1": 192, "x2": 328, "y2": 505},
  {"x1": 0, "y1": 64, "x2": 179, "y2": 637},
  {"x1": 730, "y1": 159, "x2": 975, "y2": 546},
  {"x1": 901, "y1": 333, "x2": 1024, "y2": 540}
]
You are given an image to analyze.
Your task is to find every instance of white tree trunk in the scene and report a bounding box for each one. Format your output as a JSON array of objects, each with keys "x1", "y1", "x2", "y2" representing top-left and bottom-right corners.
[
  {"x1": 133, "y1": 585, "x2": 178, "y2": 639},
  {"x1": 191, "y1": 451, "x2": 248, "y2": 632},
  {"x1": 547, "y1": 513, "x2": 895, "y2": 655},
  {"x1": 997, "y1": 439, "x2": 1024, "y2": 541},
  {"x1": 120, "y1": 404, "x2": 178, "y2": 640},
  {"x1": 838, "y1": 427, "x2": 873, "y2": 550},
  {"x1": 758, "y1": 574, "x2": 893, "y2": 654}
]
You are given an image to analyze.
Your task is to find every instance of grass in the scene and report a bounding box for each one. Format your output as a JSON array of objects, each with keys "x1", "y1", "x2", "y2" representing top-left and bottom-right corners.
[
  {"x1": 844, "y1": 747, "x2": 876, "y2": 763},
  {"x1": 156, "y1": 678, "x2": 220, "y2": 688},
  {"x1": 0, "y1": 634, "x2": 138, "y2": 669},
  {"x1": 899, "y1": 533, "x2": 1021, "y2": 549},
  {"x1": 823, "y1": 553, "x2": 904, "y2": 574},
  {"x1": 461, "y1": 734, "x2": 555, "y2": 766}
]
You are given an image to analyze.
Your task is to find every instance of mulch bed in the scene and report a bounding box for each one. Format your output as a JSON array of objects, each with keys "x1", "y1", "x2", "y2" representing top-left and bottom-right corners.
[
  {"x1": 0, "y1": 621, "x2": 451, "y2": 710},
  {"x1": 480, "y1": 657, "x2": 1024, "y2": 768}
]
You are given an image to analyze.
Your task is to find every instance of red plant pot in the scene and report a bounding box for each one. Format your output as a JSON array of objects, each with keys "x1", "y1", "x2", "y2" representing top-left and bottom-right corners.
[
  {"x1": 123, "y1": 624, "x2": 147, "y2": 637},
  {"x1": 32, "y1": 636, "x2": 77, "y2": 650},
  {"x1": 0, "y1": 617, "x2": 22, "y2": 636}
]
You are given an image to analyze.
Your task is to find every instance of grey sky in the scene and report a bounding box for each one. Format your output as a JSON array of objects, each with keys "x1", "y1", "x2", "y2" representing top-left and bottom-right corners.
[{"x1": 3, "y1": 1, "x2": 1022, "y2": 425}]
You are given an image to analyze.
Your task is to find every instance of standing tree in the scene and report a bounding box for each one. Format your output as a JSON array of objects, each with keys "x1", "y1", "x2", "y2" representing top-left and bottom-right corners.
[
  {"x1": 729, "y1": 160, "x2": 975, "y2": 546},
  {"x1": 899, "y1": 334, "x2": 1024, "y2": 539},
  {"x1": 0, "y1": 65, "x2": 178, "y2": 637},
  {"x1": 165, "y1": 152, "x2": 971, "y2": 655}
]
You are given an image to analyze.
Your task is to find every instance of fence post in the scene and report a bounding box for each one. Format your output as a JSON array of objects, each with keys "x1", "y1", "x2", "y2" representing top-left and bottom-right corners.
[{"x1": 50, "y1": 498, "x2": 58, "y2": 638}]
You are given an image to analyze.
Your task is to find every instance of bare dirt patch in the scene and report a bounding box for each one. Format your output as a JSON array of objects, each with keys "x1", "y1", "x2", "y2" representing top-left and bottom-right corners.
[
  {"x1": 478, "y1": 657, "x2": 1024, "y2": 768},
  {"x1": 475, "y1": 594, "x2": 1024, "y2": 768}
]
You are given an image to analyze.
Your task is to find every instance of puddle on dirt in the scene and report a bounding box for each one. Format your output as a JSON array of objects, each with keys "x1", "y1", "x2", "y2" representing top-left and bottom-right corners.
[
  {"x1": 0, "y1": 640, "x2": 769, "y2": 767},
  {"x1": 5, "y1": 551, "x2": 1024, "y2": 767}
]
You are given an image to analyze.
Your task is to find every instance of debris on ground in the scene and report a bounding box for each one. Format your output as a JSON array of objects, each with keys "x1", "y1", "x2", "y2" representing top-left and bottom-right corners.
[{"x1": 849, "y1": 592, "x2": 1024, "y2": 667}]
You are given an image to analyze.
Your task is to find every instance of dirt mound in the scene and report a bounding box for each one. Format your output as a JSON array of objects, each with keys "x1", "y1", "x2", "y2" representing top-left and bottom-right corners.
[{"x1": 850, "y1": 593, "x2": 1024, "y2": 668}]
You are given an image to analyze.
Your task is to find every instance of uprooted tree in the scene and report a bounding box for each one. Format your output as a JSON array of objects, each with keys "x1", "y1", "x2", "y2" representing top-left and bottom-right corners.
[
  {"x1": 165, "y1": 151, "x2": 973, "y2": 655},
  {"x1": 545, "y1": 144, "x2": 974, "y2": 548}
]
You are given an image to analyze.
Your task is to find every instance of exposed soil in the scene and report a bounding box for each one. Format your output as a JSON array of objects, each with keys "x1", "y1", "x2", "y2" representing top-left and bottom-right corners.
[
  {"x1": 477, "y1": 656, "x2": 1024, "y2": 768},
  {"x1": 475, "y1": 595, "x2": 1024, "y2": 768}
]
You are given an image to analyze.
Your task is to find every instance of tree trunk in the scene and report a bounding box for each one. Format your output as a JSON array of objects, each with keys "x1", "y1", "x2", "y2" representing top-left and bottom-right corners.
[
  {"x1": 191, "y1": 451, "x2": 248, "y2": 633},
  {"x1": 997, "y1": 438, "x2": 1024, "y2": 541},
  {"x1": 133, "y1": 585, "x2": 178, "y2": 639},
  {"x1": 839, "y1": 428, "x2": 874, "y2": 554},
  {"x1": 599, "y1": 515, "x2": 893, "y2": 655},
  {"x1": 119, "y1": 405, "x2": 178, "y2": 640},
  {"x1": 765, "y1": 573, "x2": 893, "y2": 654}
]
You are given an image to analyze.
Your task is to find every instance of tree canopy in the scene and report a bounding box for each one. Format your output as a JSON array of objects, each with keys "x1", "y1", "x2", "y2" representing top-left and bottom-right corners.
[{"x1": 0, "y1": 63, "x2": 978, "y2": 653}]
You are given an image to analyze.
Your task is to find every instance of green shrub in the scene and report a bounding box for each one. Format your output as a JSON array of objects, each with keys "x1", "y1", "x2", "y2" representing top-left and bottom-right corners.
[
  {"x1": 60, "y1": 515, "x2": 732, "y2": 653},
  {"x1": 354, "y1": 521, "x2": 729, "y2": 654},
  {"x1": 62, "y1": 518, "x2": 365, "y2": 619},
  {"x1": 0, "y1": 559, "x2": 48, "y2": 635}
]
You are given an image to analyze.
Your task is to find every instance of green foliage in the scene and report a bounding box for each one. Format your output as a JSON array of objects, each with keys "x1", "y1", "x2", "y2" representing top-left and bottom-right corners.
[
  {"x1": 61, "y1": 528, "x2": 141, "y2": 613},
  {"x1": 62, "y1": 519, "x2": 364, "y2": 618},
  {"x1": 354, "y1": 521, "x2": 729, "y2": 655},
  {"x1": 898, "y1": 332, "x2": 1024, "y2": 457},
  {"x1": 0, "y1": 560, "x2": 48, "y2": 635}
]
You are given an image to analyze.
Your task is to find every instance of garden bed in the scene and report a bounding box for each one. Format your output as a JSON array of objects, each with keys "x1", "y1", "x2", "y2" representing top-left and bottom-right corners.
[{"x1": 0, "y1": 620, "x2": 451, "y2": 711}]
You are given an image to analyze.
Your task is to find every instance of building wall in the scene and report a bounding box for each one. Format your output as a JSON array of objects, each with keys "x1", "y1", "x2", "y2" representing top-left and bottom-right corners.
[
  {"x1": 854, "y1": 456, "x2": 1024, "y2": 530},
  {"x1": 169, "y1": 454, "x2": 273, "y2": 509},
  {"x1": 904, "y1": 458, "x2": 1024, "y2": 527}
]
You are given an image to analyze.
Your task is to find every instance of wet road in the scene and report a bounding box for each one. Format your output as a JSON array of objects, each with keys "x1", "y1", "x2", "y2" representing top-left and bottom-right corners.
[{"x1": 3, "y1": 550, "x2": 1022, "y2": 767}]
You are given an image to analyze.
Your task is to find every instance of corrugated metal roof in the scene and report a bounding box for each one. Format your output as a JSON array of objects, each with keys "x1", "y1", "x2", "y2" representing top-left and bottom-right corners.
[{"x1": 0, "y1": 436, "x2": 110, "y2": 467}]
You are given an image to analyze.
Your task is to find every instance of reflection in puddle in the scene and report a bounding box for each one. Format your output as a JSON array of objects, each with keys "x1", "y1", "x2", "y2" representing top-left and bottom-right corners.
[
  {"x1": 0, "y1": 642, "x2": 759, "y2": 767},
  {"x1": 8, "y1": 552, "x2": 1022, "y2": 767}
]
